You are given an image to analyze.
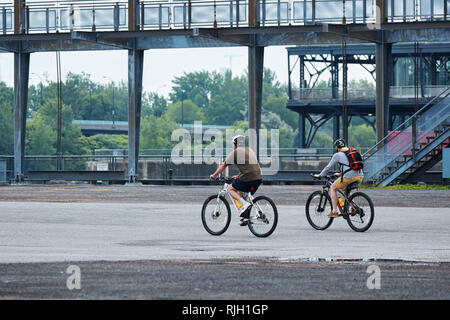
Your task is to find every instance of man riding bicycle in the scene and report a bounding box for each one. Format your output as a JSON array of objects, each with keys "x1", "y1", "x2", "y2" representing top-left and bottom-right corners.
[
  {"x1": 314, "y1": 138, "x2": 364, "y2": 218},
  {"x1": 210, "y1": 135, "x2": 262, "y2": 226}
]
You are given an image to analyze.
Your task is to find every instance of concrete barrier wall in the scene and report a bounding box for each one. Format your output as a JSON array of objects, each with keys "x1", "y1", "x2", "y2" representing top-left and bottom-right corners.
[
  {"x1": 86, "y1": 159, "x2": 443, "y2": 180},
  {"x1": 86, "y1": 159, "x2": 332, "y2": 180}
]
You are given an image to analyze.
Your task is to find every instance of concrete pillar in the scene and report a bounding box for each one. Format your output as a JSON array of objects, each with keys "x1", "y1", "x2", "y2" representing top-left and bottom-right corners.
[
  {"x1": 13, "y1": 51, "x2": 30, "y2": 182},
  {"x1": 128, "y1": 47, "x2": 144, "y2": 182}
]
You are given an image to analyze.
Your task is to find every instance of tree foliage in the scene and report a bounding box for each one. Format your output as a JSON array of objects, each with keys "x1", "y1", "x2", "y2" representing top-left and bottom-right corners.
[{"x1": 0, "y1": 72, "x2": 379, "y2": 155}]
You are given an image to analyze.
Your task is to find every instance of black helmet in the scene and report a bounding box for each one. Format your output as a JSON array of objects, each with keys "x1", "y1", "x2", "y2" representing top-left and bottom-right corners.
[{"x1": 334, "y1": 138, "x2": 346, "y2": 149}]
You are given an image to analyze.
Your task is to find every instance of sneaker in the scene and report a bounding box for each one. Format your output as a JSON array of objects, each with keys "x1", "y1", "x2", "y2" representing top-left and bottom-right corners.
[
  {"x1": 239, "y1": 218, "x2": 249, "y2": 227},
  {"x1": 327, "y1": 211, "x2": 339, "y2": 218},
  {"x1": 239, "y1": 202, "x2": 252, "y2": 219}
]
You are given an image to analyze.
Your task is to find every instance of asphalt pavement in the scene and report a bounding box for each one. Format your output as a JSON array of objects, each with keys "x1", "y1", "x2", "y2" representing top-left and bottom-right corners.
[{"x1": 0, "y1": 184, "x2": 448, "y2": 299}]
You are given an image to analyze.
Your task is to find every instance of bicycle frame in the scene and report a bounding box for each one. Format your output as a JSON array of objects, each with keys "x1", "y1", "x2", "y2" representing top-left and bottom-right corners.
[
  {"x1": 319, "y1": 176, "x2": 357, "y2": 216},
  {"x1": 216, "y1": 180, "x2": 263, "y2": 221}
]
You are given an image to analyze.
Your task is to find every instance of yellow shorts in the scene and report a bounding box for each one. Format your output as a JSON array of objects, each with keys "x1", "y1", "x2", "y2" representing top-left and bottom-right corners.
[{"x1": 332, "y1": 174, "x2": 364, "y2": 190}]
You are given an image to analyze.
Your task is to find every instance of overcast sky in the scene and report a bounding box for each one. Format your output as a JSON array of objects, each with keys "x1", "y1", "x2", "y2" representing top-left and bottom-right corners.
[{"x1": 0, "y1": 45, "x2": 372, "y2": 97}]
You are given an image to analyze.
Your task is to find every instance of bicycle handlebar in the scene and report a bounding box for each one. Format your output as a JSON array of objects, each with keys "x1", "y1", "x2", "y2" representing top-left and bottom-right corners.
[
  {"x1": 214, "y1": 176, "x2": 234, "y2": 184},
  {"x1": 311, "y1": 173, "x2": 338, "y2": 181}
]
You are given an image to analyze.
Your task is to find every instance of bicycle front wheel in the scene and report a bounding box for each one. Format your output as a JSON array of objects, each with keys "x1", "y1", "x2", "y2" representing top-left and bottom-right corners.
[
  {"x1": 305, "y1": 190, "x2": 334, "y2": 230},
  {"x1": 201, "y1": 195, "x2": 231, "y2": 236},
  {"x1": 247, "y1": 196, "x2": 278, "y2": 238},
  {"x1": 346, "y1": 192, "x2": 375, "y2": 232}
]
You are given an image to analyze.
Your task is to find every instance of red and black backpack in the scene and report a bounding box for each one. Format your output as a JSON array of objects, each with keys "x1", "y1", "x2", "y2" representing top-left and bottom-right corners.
[{"x1": 342, "y1": 147, "x2": 364, "y2": 172}]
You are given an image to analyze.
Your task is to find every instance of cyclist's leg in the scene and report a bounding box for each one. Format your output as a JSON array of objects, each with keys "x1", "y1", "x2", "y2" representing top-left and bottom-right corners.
[
  {"x1": 333, "y1": 175, "x2": 364, "y2": 203},
  {"x1": 227, "y1": 183, "x2": 244, "y2": 202},
  {"x1": 248, "y1": 179, "x2": 262, "y2": 195},
  {"x1": 331, "y1": 177, "x2": 354, "y2": 213}
]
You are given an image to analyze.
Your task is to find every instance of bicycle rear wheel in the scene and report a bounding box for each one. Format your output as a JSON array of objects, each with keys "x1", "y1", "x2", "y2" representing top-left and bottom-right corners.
[
  {"x1": 305, "y1": 190, "x2": 334, "y2": 230},
  {"x1": 247, "y1": 196, "x2": 278, "y2": 238},
  {"x1": 346, "y1": 192, "x2": 375, "y2": 232},
  {"x1": 201, "y1": 195, "x2": 231, "y2": 236}
]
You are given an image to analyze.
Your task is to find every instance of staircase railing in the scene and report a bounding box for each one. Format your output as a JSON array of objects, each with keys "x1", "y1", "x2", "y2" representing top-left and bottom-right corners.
[{"x1": 362, "y1": 86, "x2": 450, "y2": 183}]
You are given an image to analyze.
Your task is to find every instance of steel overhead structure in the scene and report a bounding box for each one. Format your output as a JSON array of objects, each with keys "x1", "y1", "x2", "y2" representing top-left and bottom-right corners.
[{"x1": 2, "y1": 0, "x2": 449, "y2": 182}]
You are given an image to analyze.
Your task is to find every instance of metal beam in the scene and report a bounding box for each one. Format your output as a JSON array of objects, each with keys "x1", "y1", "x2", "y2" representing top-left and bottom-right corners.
[
  {"x1": 127, "y1": 46, "x2": 144, "y2": 183},
  {"x1": 1, "y1": 23, "x2": 450, "y2": 53},
  {"x1": 13, "y1": 50, "x2": 29, "y2": 182},
  {"x1": 71, "y1": 31, "x2": 131, "y2": 50},
  {"x1": 385, "y1": 28, "x2": 450, "y2": 43}
]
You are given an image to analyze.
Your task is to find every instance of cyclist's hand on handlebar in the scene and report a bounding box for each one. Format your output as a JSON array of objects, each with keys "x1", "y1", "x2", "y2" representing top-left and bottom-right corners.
[
  {"x1": 210, "y1": 174, "x2": 218, "y2": 181},
  {"x1": 313, "y1": 174, "x2": 321, "y2": 180},
  {"x1": 334, "y1": 172, "x2": 341, "y2": 177}
]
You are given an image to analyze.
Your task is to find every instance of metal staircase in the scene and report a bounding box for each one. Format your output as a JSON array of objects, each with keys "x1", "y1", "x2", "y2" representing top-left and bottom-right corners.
[{"x1": 363, "y1": 87, "x2": 450, "y2": 187}]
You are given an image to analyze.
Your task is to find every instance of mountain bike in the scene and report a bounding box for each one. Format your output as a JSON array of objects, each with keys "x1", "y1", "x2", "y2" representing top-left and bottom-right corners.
[
  {"x1": 305, "y1": 174, "x2": 374, "y2": 232},
  {"x1": 201, "y1": 177, "x2": 278, "y2": 238}
]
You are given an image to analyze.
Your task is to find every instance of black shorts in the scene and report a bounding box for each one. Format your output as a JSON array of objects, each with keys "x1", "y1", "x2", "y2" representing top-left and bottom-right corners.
[{"x1": 232, "y1": 178, "x2": 262, "y2": 195}]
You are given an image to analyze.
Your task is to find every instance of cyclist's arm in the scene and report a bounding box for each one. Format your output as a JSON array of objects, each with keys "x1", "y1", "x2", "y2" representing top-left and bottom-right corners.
[
  {"x1": 210, "y1": 162, "x2": 227, "y2": 180},
  {"x1": 232, "y1": 172, "x2": 242, "y2": 180},
  {"x1": 318, "y1": 153, "x2": 339, "y2": 177}
]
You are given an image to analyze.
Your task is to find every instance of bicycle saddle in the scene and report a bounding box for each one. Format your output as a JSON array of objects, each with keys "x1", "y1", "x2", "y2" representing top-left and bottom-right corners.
[{"x1": 346, "y1": 182, "x2": 359, "y2": 193}]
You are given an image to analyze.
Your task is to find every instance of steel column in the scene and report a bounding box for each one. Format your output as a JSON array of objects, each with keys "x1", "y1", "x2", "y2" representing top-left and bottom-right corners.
[
  {"x1": 248, "y1": 0, "x2": 259, "y2": 27},
  {"x1": 298, "y1": 112, "x2": 306, "y2": 148},
  {"x1": 127, "y1": 47, "x2": 144, "y2": 182},
  {"x1": 13, "y1": 51, "x2": 30, "y2": 182},
  {"x1": 375, "y1": 0, "x2": 391, "y2": 142},
  {"x1": 128, "y1": 0, "x2": 139, "y2": 31},
  {"x1": 375, "y1": 0, "x2": 387, "y2": 25},
  {"x1": 331, "y1": 55, "x2": 339, "y2": 99},
  {"x1": 14, "y1": 0, "x2": 25, "y2": 34},
  {"x1": 375, "y1": 41, "x2": 392, "y2": 141},
  {"x1": 333, "y1": 114, "x2": 340, "y2": 142},
  {"x1": 248, "y1": 43, "x2": 264, "y2": 156},
  {"x1": 299, "y1": 56, "x2": 305, "y2": 89},
  {"x1": 342, "y1": 40, "x2": 348, "y2": 143}
]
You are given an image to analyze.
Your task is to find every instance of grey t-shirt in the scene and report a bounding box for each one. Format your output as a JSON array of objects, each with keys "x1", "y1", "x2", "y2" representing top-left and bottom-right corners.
[{"x1": 319, "y1": 149, "x2": 363, "y2": 178}]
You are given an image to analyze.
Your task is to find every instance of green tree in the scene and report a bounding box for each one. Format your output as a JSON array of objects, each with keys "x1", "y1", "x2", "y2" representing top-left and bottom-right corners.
[
  {"x1": 142, "y1": 92, "x2": 168, "y2": 118},
  {"x1": 82, "y1": 134, "x2": 128, "y2": 153},
  {"x1": 140, "y1": 115, "x2": 178, "y2": 149},
  {"x1": 0, "y1": 101, "x2": 14, "y2": 155},
  {"x1": 0, "y1": 82, "x2": 14, "y2": 155},
  {"x1": 310, "y1": 131, "x2": 334, "y2": 149},
  {"x1": 348, "y1": 124, "x2": 376, "y2": 148},
  {"x1": 164, "y1": 100, "x2": 205, "y2": 125},
  {"x1": 26, "y1": 112, "x2": 56, "y2": 155},
  {"x1": 206, "y1": 71, "x2": 248, "y2": 125},
  {"x1": 169, "y1": 71, "x2": 222, "y2": 109},
  {"x1": 26, "y1": 99, "x2": 88, "y2": 156}
]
